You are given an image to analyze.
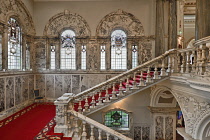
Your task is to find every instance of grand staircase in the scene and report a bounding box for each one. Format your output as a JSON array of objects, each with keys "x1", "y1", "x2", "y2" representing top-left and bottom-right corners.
[{"x1": 53, "y1": 44, "x2": 206, "y2": 140}]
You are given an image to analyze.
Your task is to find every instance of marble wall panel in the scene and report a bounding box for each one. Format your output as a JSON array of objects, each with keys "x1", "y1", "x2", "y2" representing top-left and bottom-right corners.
[
  {"x1": 15, "y1": 76, "x2": 21, "y2": 105},
  {"x1": 80, "y1": 75, "x2": 88, "y2": 92},
  {"x1": 6, "y1": 77, "x2": 14, "y2": 109},
  {"x1": 22, "y1": 76, "x2": 29, "y2": 102},
  {"x1": 72, "y1": 75, "x2": 80, "y2": 94},
  {"x1": 46, "y1": 75, "x2": 55, "y2": 98},
  {"x1": 55, "y1": 75, "x2": 63, "y2": 98},
  {"x1": 29, "y1": 75, "x2": 34, "y2": 99},
  {"x1": 0, "y1": 78, "x2": 5, "y2": 112},
  {"x1": 35, "y1": 42, "x2": 46, "y2": 70},
  {"x1": 63, "y1": 75, "x2": 71, "y2": 93},
  {"x1": 36, "y1": 75, "x2": 45, "y2": 97},
  {"x1": 88, "y1": 75, "x2": 106, "y2": 89}
]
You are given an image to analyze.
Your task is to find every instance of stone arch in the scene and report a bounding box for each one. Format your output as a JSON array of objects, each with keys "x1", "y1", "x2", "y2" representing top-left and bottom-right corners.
[
  {"x1": 0, "y1": 0, "x2": 36, "y2": 35},
  {"x1": 194, "y1": 114, "x2": 210, "y2": 140},
  {"x1": 150, "y1": 85, "x2": 177, "y2": 107},
  {"x1": 43, "y1": 10, "x2": 91, "y2": 37},
  {"x1": 96, "y1": 9, "x2": 144, "y2": 37}
]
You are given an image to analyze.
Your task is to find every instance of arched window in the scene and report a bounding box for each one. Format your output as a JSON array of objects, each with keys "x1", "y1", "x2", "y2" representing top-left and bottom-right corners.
[
  {"x1": 8, "y1": 18, "x2": 22, "y2": 70},
  {"x1": 104, "y1": 109, "x2": 130, "y2": 130},
  {"x1": 111, "y1": 30, "x2": 127, "y2": 70},
  {"x1": 60, "y1": 29, "x2": 76, "y2": 69}
]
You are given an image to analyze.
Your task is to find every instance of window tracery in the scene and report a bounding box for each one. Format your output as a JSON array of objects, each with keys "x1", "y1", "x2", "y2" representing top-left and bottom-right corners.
[
  {"x1": 8, "y1": 18, "x2": 22, "y2": 70},
  {"x1": 60, "y1": 29, "x2": 76, "y2": 69},
  {"x1": 111, "y1": 29, "x2": 127, "y2": 70}
]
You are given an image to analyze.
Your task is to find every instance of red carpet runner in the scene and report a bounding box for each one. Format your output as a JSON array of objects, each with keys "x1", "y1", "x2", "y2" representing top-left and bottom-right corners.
[{"x1": 0, "y1": 104, "x2": 55, "y2": 140}]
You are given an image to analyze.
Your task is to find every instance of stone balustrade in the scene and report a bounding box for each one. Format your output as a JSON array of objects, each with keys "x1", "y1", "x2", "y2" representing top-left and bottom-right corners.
[{"x1": 54, "y1": 44, "x2": 210, "y2": 139}]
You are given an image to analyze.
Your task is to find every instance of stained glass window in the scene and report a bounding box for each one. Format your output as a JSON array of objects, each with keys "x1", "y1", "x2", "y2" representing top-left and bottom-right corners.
[
  {"x1": 8, "y1": 18, "x2": 22, "y2": 70},
  {"x1": 81, "y1": 45, "x2": 86, "y2": 70},
  {"x1": 60, "y1": 30, "x2": 76, "y2": 69},
  {"x1": 111, "y1": 30, "x2": 127, "y2": 70},
  {"x1": 50, "y1": 45, "x2": 56, "y2": 69},
  {"x1": 100, "y1": 45, "x2": 106, "y2": 70},
  {"x1": 26, "y1": 43, "x2": 30, "y2": 70},
  {"x1": 132, "y1": 45, "x2": 138, "y2": 68},
  {"x1": 0, "y1": 34, "x2": 2, "y2": 70},
  {"x1": 104, "y1": 110, "x2": 129, "y2": 129}
]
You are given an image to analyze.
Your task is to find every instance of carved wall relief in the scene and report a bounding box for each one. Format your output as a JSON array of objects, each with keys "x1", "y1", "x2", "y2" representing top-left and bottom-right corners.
[
  {"x1": 0, "y1": 0, "x2": 35, "y2": 36},
  {"x1": 43, "y1": 10, "x2": 91, "y2": 37},
  {"x1": 174, "y1": 93, "x2": 210, "y2": 138},
  {"x1": 96, "y1": 9, "x2": 144, "y2": 37},
  {"x1": 134, "y1": 126, "x2": 150, "y2": 140},
  {"x1": 155, "y1": 116, "x2": 164, "y2": 140}
]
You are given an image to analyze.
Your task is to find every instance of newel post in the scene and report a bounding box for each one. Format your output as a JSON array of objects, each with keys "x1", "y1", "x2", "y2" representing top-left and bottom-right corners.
[{"x1": 54, "y1": 93, "x2": 75, "y2": 136}]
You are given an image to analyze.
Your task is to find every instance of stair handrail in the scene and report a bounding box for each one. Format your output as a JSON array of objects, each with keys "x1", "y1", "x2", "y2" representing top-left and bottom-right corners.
[
  {"x1": 74, "y1": 49, "x2": 177, "y2": 99},
  {"x1": 69, "y1": 109, "x2": 133, "y2": 140}
]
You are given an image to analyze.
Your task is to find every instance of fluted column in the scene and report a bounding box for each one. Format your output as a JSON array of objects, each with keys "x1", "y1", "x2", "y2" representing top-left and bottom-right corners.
[
  {"x1": 155, "y1": 0, "x2": 165, "y2": 57},
  {"x1": 168, "y1": 0, "x2": 177, "y2": 49},
  {"x1": 195, "y1": 0, "x2": 210, "y2": 40}
]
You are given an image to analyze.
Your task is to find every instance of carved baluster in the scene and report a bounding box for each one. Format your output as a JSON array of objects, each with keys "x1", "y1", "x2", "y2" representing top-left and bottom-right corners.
[
  {"x1": 192, "y1": 50, "x2": 197, "y2": 72},
  {"x1": 200, "y1": 44, "x2": 207, "y2": 75},
  {"x1": 166, "y1": 55, "x2": 172, "y2": 72},
  {"x1": 153, "y1": 63, "x2": 159, "y2": 79},
  {"x1": 146, "y1": 67, "x2": 152, "y2": 83},
  {"x1": 74, "y1": 117, "x2": 79, "y2": 137},
  {"x1": 106, "y1": 133, "x2": 110, "y2": 140},
  {"x1": 83, "y1": 97, "x2": 90, "y2": 112},
  {"x1": 185, "y1": 51, "x2": 192, "y2": 73},
  {"x1": 96, "y1": 92, "x2": 104, "y2": 106},
  {"x1": 111, "y1": 82, "x2": 118, "y2": 100},
  {"x1": 131, "y1": 72, "x2": 139, "y2": 89},
  {"x1": 90, "y1": 125, "x2": 95, "y2": 140},
  {"x1": 125, "y1": 75, "x2": 131, "y2": 92},
  {"x1": 180, "y1": 52, "x2": 186, "y2": 73},
  {"x1": 81, "y1": 121, "x2": 87, "y2": 140},
  {"x1": 177, "y1": 52, "x2": 181, "y2": 73},
  {"x1": 103, "y1": 88, "x2": 111, "y2": 102},
  {"x1": 138, "y1": 71, "x2": 145, "y2": 86},
  {"x1": 78, "y1": 101, "x2": 83, "y2": 113},
  {"x1": 160, "y1": 58, "x2": 166, "y2": 76},
  {"x1": 118, "y1": 80, "x2": 125, "y2": 97},
  {"x1": 197, "y1": 48, "x2": 202, "y2": 74},
  {"x1": 90, "y1": 95, "x2": 96, "y2": 109},
  {"x1": 98, "y1": 129, "x2": 102, "y2": 140}
]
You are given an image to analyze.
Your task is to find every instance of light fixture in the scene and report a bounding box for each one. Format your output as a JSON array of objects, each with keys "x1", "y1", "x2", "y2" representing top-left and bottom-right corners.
[
  {"x1": 66, "y1": 47, "x2": 71, "y2": 55},
  {"x1": 116, "y1": 48, "x2": 122, "y2": 55},
  {"x1": 10, "y1": 43, "x2": 16, "y2": 54}
]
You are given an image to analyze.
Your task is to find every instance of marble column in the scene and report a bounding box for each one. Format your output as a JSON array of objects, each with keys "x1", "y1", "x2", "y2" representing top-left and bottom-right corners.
[
  {"x1": 46, "y1": 38, "x2": 50, "y2": 70},
  {"x1": 2, "y1": 26, "x2": 8, "y2": 70},
  {"x1": 22, "y1": 34, "x2": 26, "y2": 70},
  {"x1": 155, "y1": 0, "x2": 165, "y2": 57},
  {"x1": 168, "y1": 0, "x2": 177, "y2": 49},
  {"x1": 195, "y1": 0, "x2": 210, "y2": 40}
]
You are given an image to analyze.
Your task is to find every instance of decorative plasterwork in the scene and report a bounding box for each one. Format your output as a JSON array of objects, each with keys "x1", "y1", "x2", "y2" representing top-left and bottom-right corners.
[
  {"x1": 96, "y1": 9, "x2": 144, "y2": 37},
  {"x1": 43, "y1": 10, "x2": 91, "y2": 37},
  {"x1": 0, "y1": 0, "x2": 36, "y2": 36},
  {"x1": 174, "y1": 93, "x2": 210, "y2": 139},
  {"x1": 184, "y1": 1, "x2": 196, "y2": 14},
  {"x1": 150, "y1": 85, "x2": 177, "y2": 108}
]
